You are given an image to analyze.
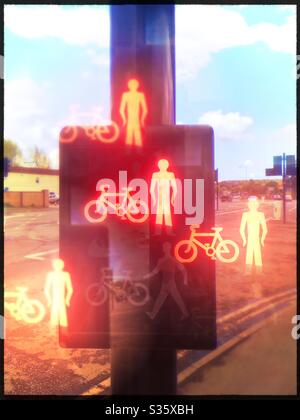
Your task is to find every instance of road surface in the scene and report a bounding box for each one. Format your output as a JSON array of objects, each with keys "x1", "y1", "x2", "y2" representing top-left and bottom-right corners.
[{"x1": 4, "y1": 200, "x2": 297, "y2": 395}]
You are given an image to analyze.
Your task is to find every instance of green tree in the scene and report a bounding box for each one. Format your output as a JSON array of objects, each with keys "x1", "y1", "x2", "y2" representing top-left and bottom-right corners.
[
  {"x1": 4, "y1": 139, "x2": 23, "y2": 166},
  {"x1": 30, "y1": 146, "x2": 50, "y2": 168}
]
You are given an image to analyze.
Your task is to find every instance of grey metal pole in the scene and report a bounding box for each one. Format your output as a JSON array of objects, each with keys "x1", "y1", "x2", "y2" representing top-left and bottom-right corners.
[
  {"x1": 216, "y1": 181, "x2": 219, "y2": 211},
  {"x1": 215, "y1": 169, "x2": 219, "y2": 211},
  {"x1": 282, "y1": 153, "x2": 286, "y2": 224},
  {"x1": 110, "y1": 4, "x2": 175, "y2": 125},
  {"x1": 110, "y1": 5, "x2": 177, "y2": 395}
]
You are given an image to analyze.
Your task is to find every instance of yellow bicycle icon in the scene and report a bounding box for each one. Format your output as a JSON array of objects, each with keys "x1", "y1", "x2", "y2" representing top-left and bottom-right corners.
[
  {"x1": 174, "y1": 225, "x2": 239, "y2": 264},
  {"x1": 5, "y1": 287, "x2": 45, "y2": 324},
  {"x1": 86, "y1": 268, "x2": 150, "y2": 308},
  {"x1": 59, "y1": 121, "x2": 120, "y2": 144},
  {"x1": 84, "y1": 185, "x2": 149, "y2": 224},
  {"x1": 84, "y1": 122, "x2": 120, "y2": 143}
]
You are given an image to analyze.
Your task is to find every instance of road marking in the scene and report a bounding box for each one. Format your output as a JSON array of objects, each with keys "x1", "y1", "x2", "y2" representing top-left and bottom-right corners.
[
  {"x1": 179, "y1": 291, "x2": 296, "y2": 362},
  {"x1": 81, "y1": 292, "x2": 295, "y2": 396},
  {"x1": 24, "y1": 249, "x2": 59, "y2": 261},
  {"x1": 217, "y1": 202, "x2": 276, "y2": 217},
  {"x1": 5, "y1": 214, "x2": 26, "y2": 219},
  {"x1": 235, "y1": 296, "x2": 294, "y2": 326},
  {"x1": 82, "y1": 377, "x2": 111, "y2": 396},
  {"x1": 177, "y1": 303, "x2": 294, "y2": 386},
  {"x1": 13, "y1": 217, "x2": 40, "y2": 230},
  {"x1": 5, "y1": 212, "x2": 43, "y2": 219},
  {"x1": 218, "y1": 288, "x2": 296, "y2": 324},
  {"x1": 5, "y1": 213, "x2": 43, "y2": 231},
  {"x1": 217, "y1": 209, "x2": 244, "y2": 216}
]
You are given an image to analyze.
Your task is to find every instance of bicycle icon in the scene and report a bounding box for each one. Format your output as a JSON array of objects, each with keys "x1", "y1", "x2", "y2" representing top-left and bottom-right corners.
[
  {"x1": 4, "y1": 287, "x2": 46, "y2": 324},
  {"x1": 174, "y1": 225, "x2": 239, "y2": 264},
  {"x1": 84, "y1": 185, "x2": 149, "y2": 224},
  {"x1": 60, "y1": 121, "x2": 120, "y2": 144},
  {"x1": 85, "y1": 268, "x2": 150, "y2": 307},
  {"x1": 84, "y1": 122, "x2": 120, "y2": 143}
]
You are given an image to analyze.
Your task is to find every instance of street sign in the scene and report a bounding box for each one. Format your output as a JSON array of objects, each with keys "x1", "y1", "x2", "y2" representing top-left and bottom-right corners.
[
  {"x1": 286, "y1": 155, "x2": 296, "y2": 176},
  {"x1": 4, "y1": 157, "x2": 11, "y2": 178},
  {"x1": 265, "y1": 156, "x2": 282, "y2": 177},
  {"x1": 265, "y1": 153, "x2": 296, "y2": 224},
  {"x1": 214, "y1": 169, "x2": 218, "y2": 182},
  {"x1": 59, "y1": 125, "x2": 216, "y2": 350},
  {"x1": 215, "y1": 168, "x2": 219, "y2": 211}
]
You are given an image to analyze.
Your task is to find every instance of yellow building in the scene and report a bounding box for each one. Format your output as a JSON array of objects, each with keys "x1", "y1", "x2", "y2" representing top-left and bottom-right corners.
[{"x1": 4, "y1": 167, "x2": 59, "y2": 195}]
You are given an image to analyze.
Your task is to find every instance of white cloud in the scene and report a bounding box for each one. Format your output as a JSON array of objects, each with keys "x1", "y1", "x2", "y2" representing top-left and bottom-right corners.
[
  {"x1": 268, "y1": 123, "x2": 296, "y2": 154},
  {"x1": 4, "y1": 5, "x2": 109, "y2": 47},
  {"x1": 4, "y1": 77, "x2": 59, "y2": 156},
  {"x1": 279, "y1": 5, "x2": 297, "y2": 14},
  {"x1": 4, "y1": 76, "x2": 111, "y2": 166},
  {"x1": 5, "y1": 77, "x2": 47, "y2": 119},
  {"x1": 244, "y1": 159, "x2": 254, "y2": 167},
  {"x1": 4, "y1": 78, "x2": 52, "y2": 155},
  {"x1": 49, "y1": 148, "x2": 59, "y2": 169},
  {"x1": 5, "y1": 5, "x2": 296, "y2": 82},
  {"x1": 86, "y1": 48, "x2": 110, "y2": 68},
  {"x1": 252, "y1": 15, "x2": 296, "y2": 55},
  {"x1": 176, "y1": 5, "x2": 296, "y2": 80},
  {"x1": 198, "y1": 110, "x2": 253, "y2": 140},
  {"x1": 62, "y1": 104, "x2": 109, "y2": 126}
]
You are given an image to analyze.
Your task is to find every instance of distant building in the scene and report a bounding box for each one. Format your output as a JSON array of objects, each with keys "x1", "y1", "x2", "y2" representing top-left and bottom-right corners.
[{"x1": 4, "y1": 166, "x2": 59, "y2": 195}]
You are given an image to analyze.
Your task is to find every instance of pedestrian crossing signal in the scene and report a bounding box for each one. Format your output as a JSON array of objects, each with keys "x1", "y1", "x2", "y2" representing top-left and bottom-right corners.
[{"x1": 59, "y1": 125, "x2": 216, "y2": 350}]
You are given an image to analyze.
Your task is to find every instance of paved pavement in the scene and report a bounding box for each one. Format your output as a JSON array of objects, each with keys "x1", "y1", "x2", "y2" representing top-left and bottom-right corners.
[
  {"x1": 3, "y1": 200, "x2": 297, "y2": 395},
  {"x1": 179, "y1": 304, "x2": 297, "y2": 395}
]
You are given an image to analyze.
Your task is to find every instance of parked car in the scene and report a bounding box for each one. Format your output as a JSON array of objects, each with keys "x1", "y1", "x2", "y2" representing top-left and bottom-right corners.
[
  {"x1": 220, "y1": 192, "x2": 232, "y2": 202},
  {"x1": 49, "y1": 192, "x2": 59, "y2": 205}
]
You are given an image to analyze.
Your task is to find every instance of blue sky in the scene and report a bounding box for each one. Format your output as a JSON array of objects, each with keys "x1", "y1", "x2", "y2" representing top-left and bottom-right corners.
[{"x1": 4, "y1": 5, "x2": 296, "y2": 180}]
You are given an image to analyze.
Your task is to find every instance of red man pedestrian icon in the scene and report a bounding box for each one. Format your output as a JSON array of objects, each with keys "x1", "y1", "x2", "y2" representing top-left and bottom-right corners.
[{"x1": 120, "y1": 79, "x2": 148, "y2": 147}]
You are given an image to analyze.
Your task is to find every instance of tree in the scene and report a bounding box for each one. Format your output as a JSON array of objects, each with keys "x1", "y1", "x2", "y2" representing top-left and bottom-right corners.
[
  {"x1": 286, "y1": 176, "x2": 297, "y2": 199},
  {"x1": 30, "y1": 146, "x2": 50, "y2": 168},
  {"x1": 240, "y1": 180, "x2": 264, "y2": 198},
  {"x1": 4, "y1": 139, "x2": 23, "y2": 166},
  {"x1": 265, "y1": 180, "x2": 280, "y2": 195}
]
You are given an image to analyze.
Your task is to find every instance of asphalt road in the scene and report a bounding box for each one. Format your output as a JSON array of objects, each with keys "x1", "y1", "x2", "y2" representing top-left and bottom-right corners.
[
  {"x1": 179, "y1": 304, "x2": 297, "y2": 395},
  {"x1": 4, "y1": 200, "x2": 297, "y2": 395}
]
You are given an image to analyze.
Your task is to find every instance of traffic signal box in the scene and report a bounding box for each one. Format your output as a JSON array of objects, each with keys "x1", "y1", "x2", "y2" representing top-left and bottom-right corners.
[{"x1": 59, "y1": 125, "x2": 216, "y2": 350}]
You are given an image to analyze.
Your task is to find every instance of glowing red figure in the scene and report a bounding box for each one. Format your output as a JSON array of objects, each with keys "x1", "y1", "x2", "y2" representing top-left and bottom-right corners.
[
  {"x1": 150, "y1": 159, "x2": 177, "y2": 231},
  {"x1": 120, "y1": 79, "x2": 148, "y2": 147}
]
